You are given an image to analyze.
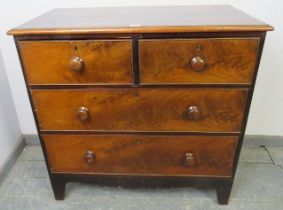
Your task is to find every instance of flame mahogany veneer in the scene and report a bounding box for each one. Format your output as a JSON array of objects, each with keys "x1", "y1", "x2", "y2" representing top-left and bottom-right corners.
[{"x1": 8, "y1": 5, "x2": 273, "y2": 205}]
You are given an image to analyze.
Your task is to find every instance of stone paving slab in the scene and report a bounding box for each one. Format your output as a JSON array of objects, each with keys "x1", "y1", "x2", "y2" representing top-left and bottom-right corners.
[
  {"x1": 266, "y1": 147, "x2": 283, "y2": 166},
  {"x1": 7, "y1": 160, "x2": 48, "y2": 178},
  {"x1": 0, "y1": 178, "x2": 52, "y2": 198},
  {"x1": 0, "y1": 192, "x2": 282, "y2": 210},
  {"x1": 18, "y1": 146, "x2": 45, "y2": 161},
  {"x1": 239, "y1": 146, "x2": 272, "y2": 163}
]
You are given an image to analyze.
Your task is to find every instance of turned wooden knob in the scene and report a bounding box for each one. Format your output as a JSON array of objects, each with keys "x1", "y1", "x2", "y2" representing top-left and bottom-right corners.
[
  {"x1": 187, "y1": 106, "x2": 201, "y2": 121},
  {"x1": 184, "y1": 153, "x2": 195, "y2": 167},
  {"x1": 70, "y1": 56, "x2": 84, "y2": 72},
  {"x1": 191, "y1": 56, "x2": 206, "y2": 72},
  {"x1": 84, "y1": 151, "x2": 96, "y2": 164},
  {"x1": 77, "y1": 107, "x2": 89, "y2": 121}
]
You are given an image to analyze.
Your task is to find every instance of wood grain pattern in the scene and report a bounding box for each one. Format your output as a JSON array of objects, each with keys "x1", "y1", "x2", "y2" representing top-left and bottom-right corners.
[
  {"x1": 7, "y1": 5, "x2": 273, "y2": 35},
  {"x1": 31, "y1": 88, "x2": 248, "y2": 132},
  {"x1": 139, "y1": 38, "x2": 259, "y2": 84},
  {"x1": 18, "y1": 40, "x2": 133, "y2": 84},
  {"x1": 8, "y1": 5, "x2": 273, "y2": 204},
  {"x1": 43, "y1": 134, "x2": 238, "y2": 176}
]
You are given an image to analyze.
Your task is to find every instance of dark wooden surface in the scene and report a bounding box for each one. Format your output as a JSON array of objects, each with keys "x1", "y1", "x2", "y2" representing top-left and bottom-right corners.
[
  {"x1": 140, "y1": 38, "x2": 259, "y2": 84},
  {"x1": 217, "y1": 181, "x2": 233, "y2": 205},
  {"x1": 7, "y1": 5, "x2": 273, "y2": 35},
  {"x1": 18, "y1": 40, "x2": 133, "y2": 84},
  {"x1": 9, "y1": 5, "x2": 273, "y2": 205},
  {"x1": 43, "y1": 134, "x2": 238, "y2": 176},
  {"x1": 49, "y1": 173, "x2": 233, "y2": 202},
  {"x1": 31, "y1": 88, "x2": 248, "y2": 132}
]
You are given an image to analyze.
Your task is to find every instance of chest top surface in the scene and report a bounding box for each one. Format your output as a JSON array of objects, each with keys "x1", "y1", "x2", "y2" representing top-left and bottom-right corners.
[{"x1": 7, "y1": 5, "x2": 273, "y2": 35}]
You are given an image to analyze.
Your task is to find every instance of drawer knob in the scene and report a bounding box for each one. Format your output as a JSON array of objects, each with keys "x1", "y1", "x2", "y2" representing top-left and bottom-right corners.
[
  {"x1": 70, "y1": 56, "x2": 84, "y2": 72},
  {"x1": 187, "y1": 106, "x2": 201, "y2": 121},
  {"x1": 184, "y1": 153, "x2": 195, "y2": 167},
  {"x1": 77, "y1": 107, "x2": 89, "y2": 121},
  {"x1": 84, "y1": 151, "x2": 96, "y2": 164},
  {"x1": 191, "y1": 56, "x2": 206, "y2": 72}
]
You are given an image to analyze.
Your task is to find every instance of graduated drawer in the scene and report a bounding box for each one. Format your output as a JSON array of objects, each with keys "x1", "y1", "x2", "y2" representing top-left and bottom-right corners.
[
  {"x1": 43, "y1": 135, "x2": 238, "y2": 176},
  {"x1": 18, "y1": 40, "x2": 133, "y2": 84},
  {"x1": 32, "y1": 88, "x2": 248, "y2": 132},
  {"x1": 139, "y1": 38, "x2": 259, "y2": 84}
]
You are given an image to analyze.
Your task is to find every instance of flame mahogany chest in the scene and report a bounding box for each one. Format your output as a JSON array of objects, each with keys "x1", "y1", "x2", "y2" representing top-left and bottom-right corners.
[{"x1": 8, "y1": 5, "x2": 273, "y2": 205}]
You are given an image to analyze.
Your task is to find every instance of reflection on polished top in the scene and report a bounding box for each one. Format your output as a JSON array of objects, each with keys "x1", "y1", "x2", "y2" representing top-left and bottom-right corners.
[{"x1": 8, "y1": 5, "x2": 273, "y2": 35}]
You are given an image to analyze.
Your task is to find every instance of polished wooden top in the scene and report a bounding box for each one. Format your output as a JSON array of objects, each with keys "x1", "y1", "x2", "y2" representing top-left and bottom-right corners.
[{"x1": 8, "y1": 5, "x2": 273, "y2": 35}]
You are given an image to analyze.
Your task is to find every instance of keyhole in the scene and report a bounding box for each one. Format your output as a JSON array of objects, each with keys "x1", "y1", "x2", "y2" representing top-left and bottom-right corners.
[
  {"x1": 196, "y1": 44, "x2": 201, "y2": 52},
  {"x1": 136, "y1": 139, "x2": 141, "y2": 144}
]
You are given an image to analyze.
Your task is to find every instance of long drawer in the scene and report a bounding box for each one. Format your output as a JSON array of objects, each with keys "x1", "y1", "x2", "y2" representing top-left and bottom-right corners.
[
  {"x1": 43, "y1": 135, "x2": 238, "y2": 176},
  {"x1": 139, "y1": 38, "x2": 259, "y2": 84},
  {"x1": 18, "y1": 40, "x2": 133, "y2": 84},
  {"x1": 32, "y1": 88, "x2": 248, "y2": 132}
]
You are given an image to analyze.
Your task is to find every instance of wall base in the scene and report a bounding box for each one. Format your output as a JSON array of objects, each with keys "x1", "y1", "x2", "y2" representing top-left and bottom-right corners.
[{"x1": 0, "y1": 136, "x2": 25, "y2": 186}]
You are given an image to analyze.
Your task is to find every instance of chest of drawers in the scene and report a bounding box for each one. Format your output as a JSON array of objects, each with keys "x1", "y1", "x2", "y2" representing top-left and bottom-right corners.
[{"x1": 8, "y1": 5, "x2": 273, "y2": 205}]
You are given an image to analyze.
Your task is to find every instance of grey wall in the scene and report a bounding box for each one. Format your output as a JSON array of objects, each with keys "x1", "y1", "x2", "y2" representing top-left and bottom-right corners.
[{"x1": 0, "y1": 50, "x2": 22, "y2": 171}]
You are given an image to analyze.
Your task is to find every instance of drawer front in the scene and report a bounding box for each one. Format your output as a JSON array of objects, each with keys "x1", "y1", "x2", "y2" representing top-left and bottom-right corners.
[
  {"x1": 43, "y1": 135, "x2": 238, "y2": 176},
  {"x1": 139, "y1": 38, "x2": 259, "y2": 84},
  {"x1": 18, "y1": 40, "x2": 133, "y2": 84},
  {"x1": 32, "y1": 88, "x2": 248, "y2": 132}
]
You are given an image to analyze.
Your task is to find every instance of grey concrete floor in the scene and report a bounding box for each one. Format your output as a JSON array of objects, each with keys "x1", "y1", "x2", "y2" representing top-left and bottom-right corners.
[{"x1": 0, "y1": 145, "x2": 283, "y2": 210}]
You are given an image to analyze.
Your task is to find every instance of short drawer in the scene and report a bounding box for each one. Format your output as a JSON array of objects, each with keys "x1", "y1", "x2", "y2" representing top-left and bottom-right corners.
[
  {"x1": 43, "y1": 135, "x2": 238, "y2": 177},
  {"x1": 139, "y1": 38, "x2": 259, "y2": 84},
  {"x1": 18, "y1": 40, "x2": 133, "y2": 84},
  {"x1": 32, "y1": 88, "x2": 248, "y2": 132}
]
